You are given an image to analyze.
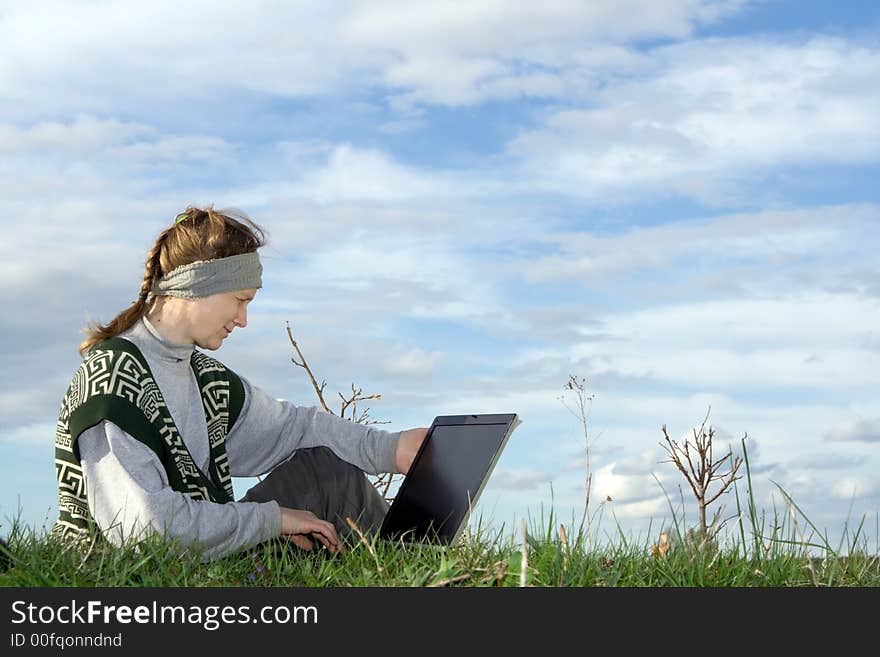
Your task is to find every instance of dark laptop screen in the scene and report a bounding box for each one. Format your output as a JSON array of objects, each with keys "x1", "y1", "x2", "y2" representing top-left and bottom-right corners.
[{"x1": 381, "y1": 419, "x2": 514, "y2": 543}]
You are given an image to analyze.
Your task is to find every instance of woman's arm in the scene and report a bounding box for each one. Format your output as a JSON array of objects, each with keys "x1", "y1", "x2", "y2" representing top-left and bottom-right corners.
[
  {"x1": 78, "y1": 420, "x2": 282, "y2": 561},
  {"x1": 224, "y1": 376, "x2": 402, "y2": 477}
]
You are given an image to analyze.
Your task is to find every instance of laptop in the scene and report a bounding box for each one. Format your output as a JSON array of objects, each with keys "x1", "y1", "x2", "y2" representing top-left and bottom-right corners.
[{"x1": 379, "y1": 413, "x2": 520, "y2": 545}]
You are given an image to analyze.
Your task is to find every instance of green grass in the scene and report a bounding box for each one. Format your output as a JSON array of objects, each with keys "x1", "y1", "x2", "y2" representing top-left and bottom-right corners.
[
  {"x1": 3, "y1": 457, "x2": 876, "y2": 587},
  {"x1": 1, "y1": 508, "x2": 877, "y2": 587}
]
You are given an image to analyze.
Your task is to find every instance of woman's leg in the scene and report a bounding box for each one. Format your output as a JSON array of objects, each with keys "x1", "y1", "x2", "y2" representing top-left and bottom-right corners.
[{"x1": 240, "y1": 447, "x2": 389, "y2": 536}]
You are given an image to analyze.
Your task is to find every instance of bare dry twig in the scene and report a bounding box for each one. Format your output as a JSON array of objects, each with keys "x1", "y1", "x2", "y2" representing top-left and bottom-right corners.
[
  {"x1": 286, "y1": 321, "x2": 331, "y2": 413},
  {"x1": 286, "y1": 321, "x2": 398, "y2": 501},
  {"x1": 345, "y1": 517, "x2": 381, "y2": 572},
  {"x1": 559, "y1": 523, "x2": 569, "y2": 572},
  {"x1": 428, "y1": 573, "x2": 471, "y2": 587},
  {"x1": 339, "y1": 383, "x2": 383, "y2": 424},
  {"x1": 559, "y1": 374, "x2": 597, "y2": 548},
  {"x1": 660, "y1": 406, "x2": 743, "y2": 546}
]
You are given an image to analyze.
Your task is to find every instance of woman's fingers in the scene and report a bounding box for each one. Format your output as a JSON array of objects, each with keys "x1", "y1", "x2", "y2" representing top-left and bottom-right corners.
[
  {"x1": 309, "y1": 522, "x2": 340, "y2": 553},
  {"x1": 279, "y1": 508, "x2": 341, "y2": 553},
  {"x1": 288, "y1": 534, "x2": 314, "y2": 551}
]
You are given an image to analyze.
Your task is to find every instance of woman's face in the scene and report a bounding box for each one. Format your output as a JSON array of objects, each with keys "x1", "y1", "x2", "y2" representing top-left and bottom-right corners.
[{"x1": 185, "y1": 288, "x2": 258, "y2": 350}]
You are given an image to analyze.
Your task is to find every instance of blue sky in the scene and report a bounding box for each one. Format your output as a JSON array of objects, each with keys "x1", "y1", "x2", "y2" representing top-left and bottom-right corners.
[{"x1": 1, "y1": 0, "x2": 878, "y2": 552}]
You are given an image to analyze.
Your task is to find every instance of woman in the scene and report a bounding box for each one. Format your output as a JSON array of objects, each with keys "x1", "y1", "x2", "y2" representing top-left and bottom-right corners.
[{"x1": 53, "y1": 206, "x2": 427, "y2": 560}]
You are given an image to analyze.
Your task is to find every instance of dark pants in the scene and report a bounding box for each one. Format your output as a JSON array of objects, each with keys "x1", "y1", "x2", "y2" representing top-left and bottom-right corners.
[{"x1": 240, "y1": 447, "x2": 389, "y2": 537}]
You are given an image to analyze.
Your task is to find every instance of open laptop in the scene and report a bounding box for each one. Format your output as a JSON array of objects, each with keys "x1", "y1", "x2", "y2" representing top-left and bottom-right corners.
[{"x1": 379, "y1": 413, "x2": 520, "y2": 545}]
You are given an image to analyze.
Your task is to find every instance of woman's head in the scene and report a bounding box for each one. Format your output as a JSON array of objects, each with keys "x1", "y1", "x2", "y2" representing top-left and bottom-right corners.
[{"x1": 79, "y1": 205, "x2": 268, "y2": 355}]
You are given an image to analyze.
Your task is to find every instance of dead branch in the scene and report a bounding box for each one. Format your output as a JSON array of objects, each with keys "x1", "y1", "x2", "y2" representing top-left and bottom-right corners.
[
  {"x1": 286, "y1": 321, "x2": 401, "y2": 504},
  {"x1": 286, "y1": 321, "x2": 331, "y2": 413},
  {"x1": 659, "y1": 406, "x2": 743, "y2": 542},
  {"x1": 338, "y1": 383, "x2": 382, "y2": 421},
  {"x1": 559, "y1": 374, "x2": 596, "y2": 548}
]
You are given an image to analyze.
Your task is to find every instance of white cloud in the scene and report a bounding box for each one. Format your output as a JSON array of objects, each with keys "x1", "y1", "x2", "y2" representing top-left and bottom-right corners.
[
  {"x1": 2, "y1": 115, "x2": 232, "y2": 164},
  {"x1": 0, "y1": 421, "x2": 56, "y2": 445},
  {"x1": 825, "y1": 417, "x2": 880, "y2": 443},
  {"x1": 486, "y1": 468, "x2": 553, "y2": 491},
  {"x1": 112, "y1": 135, "x2": 233, "y2": 164},
  {"x1": 291, "y1": 228, "x2": 505, "y2": 326},
  {"x1": 7, "y1": 8, "x2": 879, "y2": 210},
  {"x1": 342, "y1": 0, "x2": 746, "y2": 107},
  {"x1": 589, "y1": 346, "x2": 877, "y2": 390},
  {"x1": 569, "y1": 293, "x2": 880, "y2": 389},
  {"x1": 0, "y1": 2, "x2": 362, "y2": 118},
  {"x1": 0, "y1": 0, "x2": 748, "y2": 120},
  {"x1": 829, "y1": 476, "x2": 877, "y2": 500},
  {"x1": 792, "y1": 453, "x2": 864, "y2": 471},
  {"x1": 342, "y1": 0, "x2": 732, "y2": 50},
  {"x1": 382, "y1": 347, "x2": 444, "y2": 377},
  {"x1": 592, "y1": 461, "x2": 663, "y2": 505},
  {"x1": 608, "y1": 497, "x2": 667, "y2": 520},
  {"x1": 0, "y1": 115, "x2": 235, "y2": 213},
  {"x1": 428, "y1": 380, "x2": 598, "y2": 421},
  {"x1": 522, "y1": 205, "x2": 876, "y2": 285},
  {"x1": 510, "y1": 37, "x2": 880, "y2": 201},
  {"x1": 292, "y1": 144, "x2": 456, "y2": 203},
  {"x1": 0, "y1": 115, "x2": 148, "y2": 154}
]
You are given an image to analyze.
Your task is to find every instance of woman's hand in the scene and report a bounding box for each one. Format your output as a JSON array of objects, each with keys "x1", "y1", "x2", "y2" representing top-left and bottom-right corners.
[
  {"x1": 395, "y1": 427, "x2": 429, "y2": 474},
  {"x1": 279, "y1": 507, "x2": 340, "y2": 553}
]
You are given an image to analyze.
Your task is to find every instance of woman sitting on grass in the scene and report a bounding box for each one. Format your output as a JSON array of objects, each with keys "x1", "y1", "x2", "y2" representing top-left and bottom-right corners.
[{"x1": 53, "y1": 205, "x2": 427, "y2": 560}]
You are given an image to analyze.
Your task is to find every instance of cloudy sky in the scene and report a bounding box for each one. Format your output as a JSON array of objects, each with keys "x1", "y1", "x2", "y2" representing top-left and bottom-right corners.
[{"x1": 2, "y1": 0, "x2": 878, "y2": 553}]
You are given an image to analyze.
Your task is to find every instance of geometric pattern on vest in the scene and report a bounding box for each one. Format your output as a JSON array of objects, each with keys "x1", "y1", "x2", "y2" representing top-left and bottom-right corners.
[{"x1": 52, "y1": 337, "x2": 244, "y2": 542}]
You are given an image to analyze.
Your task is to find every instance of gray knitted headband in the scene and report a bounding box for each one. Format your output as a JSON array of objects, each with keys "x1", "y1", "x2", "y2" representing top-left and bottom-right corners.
[{"x1": 146, "y1": 251, "x2": 262, "y2": 302}]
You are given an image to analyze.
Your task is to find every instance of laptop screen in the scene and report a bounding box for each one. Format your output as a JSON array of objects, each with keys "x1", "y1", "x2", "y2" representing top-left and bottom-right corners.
[{"x1": 380, "y1": 415, "x2": 517, "y2": 544}]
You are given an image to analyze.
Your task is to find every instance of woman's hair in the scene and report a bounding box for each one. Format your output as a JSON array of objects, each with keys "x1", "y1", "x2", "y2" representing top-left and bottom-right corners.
[{"x1": 79, "y1": 205, "x2": 268, "y2": 356}]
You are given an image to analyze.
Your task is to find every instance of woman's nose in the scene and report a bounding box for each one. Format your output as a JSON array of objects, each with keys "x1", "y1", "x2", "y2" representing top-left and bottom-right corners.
[{"x1": 235, "y1": 307, "x2": 248, "y2": 328}]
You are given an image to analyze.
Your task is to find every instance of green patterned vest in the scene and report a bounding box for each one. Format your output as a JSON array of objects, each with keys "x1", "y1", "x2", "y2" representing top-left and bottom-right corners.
[{"x1": 52, "y1": 337, "x2": 245, "y2": 541}]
